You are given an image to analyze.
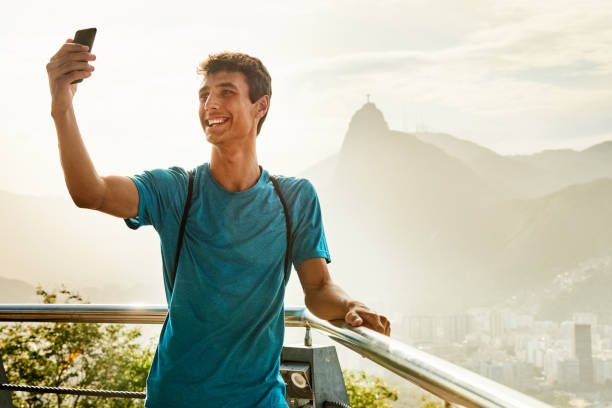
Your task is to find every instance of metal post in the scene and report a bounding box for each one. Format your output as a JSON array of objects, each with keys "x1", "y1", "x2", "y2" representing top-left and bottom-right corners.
[
  {"x1": 0, "y1": 356, "x2": 14, "y2": 408},
  {"x1": 304, "y1": 322, "x2": 312, "y2": 347}
]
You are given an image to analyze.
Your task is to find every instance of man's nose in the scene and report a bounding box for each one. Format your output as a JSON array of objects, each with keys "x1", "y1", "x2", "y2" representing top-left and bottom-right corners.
[{"x1": 204, "y1": 94, "x2": 220, "y2": 110}]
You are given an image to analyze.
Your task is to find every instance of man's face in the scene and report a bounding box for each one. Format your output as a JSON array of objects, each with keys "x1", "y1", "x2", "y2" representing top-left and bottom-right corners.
[{"x1": 198, "y1": 70, "x2": 263, "y2": 145}]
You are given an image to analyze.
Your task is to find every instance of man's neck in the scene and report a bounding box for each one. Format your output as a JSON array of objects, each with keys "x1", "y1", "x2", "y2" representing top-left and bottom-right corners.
[{"x1": 209, "y1": 145, "x2": 260, "y2": 192}]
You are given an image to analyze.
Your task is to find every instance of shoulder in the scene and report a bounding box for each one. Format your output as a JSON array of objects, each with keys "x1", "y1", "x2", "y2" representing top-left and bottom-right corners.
[
  {"x1": 132, "y1": 166, "x2": 194, "y2": 197},
  {"x1": 139, "y1": 166, "x2": 190, "y2": 182},
  {"x1": 272, "y1": 174, "x2": 317, "y2": 198},
  {"x1": 270, "y1": 174, "x2": 321, "y2": 211}
]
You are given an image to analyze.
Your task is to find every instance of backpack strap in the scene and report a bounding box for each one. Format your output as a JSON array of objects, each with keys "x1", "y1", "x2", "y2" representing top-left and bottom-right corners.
[
  {"x1": 169, "y1": 170, "x2": 194, "y2": 295},
  {"x1": 269, "y1": 175, "x2": 293, "y2": 286}
]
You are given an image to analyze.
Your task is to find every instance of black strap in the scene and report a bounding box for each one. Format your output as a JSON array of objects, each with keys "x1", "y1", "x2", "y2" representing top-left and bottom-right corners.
[
  {"x1": 269, "y1": 175, "x2": 293, "y2": 286},
  {"x1": 169, "y1": 170, "x2": 194, "y2": 295},
  {"x1": 169, "y1": 170, "x2": 292, "y2": 296}
]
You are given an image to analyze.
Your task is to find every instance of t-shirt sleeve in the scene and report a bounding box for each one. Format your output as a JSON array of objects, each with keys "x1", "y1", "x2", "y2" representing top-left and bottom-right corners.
[
  {"x1": 123, "y1": 167, "x2": 188, "y2": 232},
  {"x1": 290, "y1": 179, "x2": 331, "y2": 269}
]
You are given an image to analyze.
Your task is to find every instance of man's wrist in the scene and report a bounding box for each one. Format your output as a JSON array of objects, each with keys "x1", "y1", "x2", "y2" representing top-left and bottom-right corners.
[{"x1": 51, "y1": 105, "x2": 74, "y2": 121}]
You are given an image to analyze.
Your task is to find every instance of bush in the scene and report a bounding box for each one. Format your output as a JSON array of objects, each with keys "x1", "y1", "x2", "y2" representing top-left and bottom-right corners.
[
  {"x1": 343, "y1": 370, "x2": 398, "y2": 408},
  {"x1": 0, "y1": 287, "x2": 154, "y2": 408},
  {"x1": 343, "y1": 370, "x2": 445, "y2": 408}
]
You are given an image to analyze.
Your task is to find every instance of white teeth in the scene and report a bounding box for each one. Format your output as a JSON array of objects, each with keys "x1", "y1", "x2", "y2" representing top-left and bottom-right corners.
[{"x1": 208, "y1": 118, "x2": 227, "y2": 126}]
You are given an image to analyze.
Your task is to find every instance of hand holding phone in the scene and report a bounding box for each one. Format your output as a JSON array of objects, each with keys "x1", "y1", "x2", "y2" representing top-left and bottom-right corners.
[
  {"x1": 70, "y1": 28, "x2": 97, "y2": 84},
  {"x1": 47, "y1": 30, "x2": 97, "y2": 115}
]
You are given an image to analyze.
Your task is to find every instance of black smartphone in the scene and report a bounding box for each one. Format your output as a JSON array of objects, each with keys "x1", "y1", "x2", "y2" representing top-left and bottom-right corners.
[{"x1": 70, "y1": 27, "x2": 97, "y2": 84}]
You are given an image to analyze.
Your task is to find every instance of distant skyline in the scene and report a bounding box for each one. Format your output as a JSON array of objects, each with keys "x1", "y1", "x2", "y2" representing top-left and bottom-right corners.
[{"x1": 1, "y1": 0, "x2": 611, "y2": 196}]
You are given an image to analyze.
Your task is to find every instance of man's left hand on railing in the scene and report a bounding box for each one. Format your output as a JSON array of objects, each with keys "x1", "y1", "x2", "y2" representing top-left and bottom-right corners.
[
  {"x1": 297, "y1": 258, "x2": 391, "y2": 337},
  {"x1": 345, "y1": 301, "x2": 391, "y2": 336}
]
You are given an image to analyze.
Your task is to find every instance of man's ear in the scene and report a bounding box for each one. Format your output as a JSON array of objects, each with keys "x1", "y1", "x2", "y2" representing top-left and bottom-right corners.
[{"x1": 254, "y1": 95, "x2": 270, "y2": 118}]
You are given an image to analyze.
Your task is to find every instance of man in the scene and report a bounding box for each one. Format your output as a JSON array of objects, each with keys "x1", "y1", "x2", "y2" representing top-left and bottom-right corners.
[{"x1": 47, "y1": 38, "x2": 390, "y2": 407}]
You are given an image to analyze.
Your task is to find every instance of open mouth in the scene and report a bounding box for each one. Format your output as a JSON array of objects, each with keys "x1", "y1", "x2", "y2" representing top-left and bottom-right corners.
[{"x1": 207, "y1": 117, "x2": 229, "y2": 128}]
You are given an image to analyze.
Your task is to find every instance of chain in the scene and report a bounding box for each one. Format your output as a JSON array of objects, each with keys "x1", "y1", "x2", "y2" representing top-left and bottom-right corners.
[{"x1": 0, "y1": 383, "x2": 145, "y2": 399}]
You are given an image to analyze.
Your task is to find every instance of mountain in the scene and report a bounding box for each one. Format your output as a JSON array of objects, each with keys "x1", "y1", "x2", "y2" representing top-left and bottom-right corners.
[
  {"x1": 414, "y1": 132, "x2": 544, "y2": 199},
  {"x1": 416, "y1": 133, "x2": 612, "y2": 199},
  {"x1": 300, "y1": 102, "x2": 612, "y2": 313},
  {"x1": 582, "y1": 140, "x2": 612, "y2": 160},
  {"x1": 510, "y1": 141, "x2": 612, "y2": 195},
  {"x1": 489, "y1": 178, "x2": 612, "y2": 302}
]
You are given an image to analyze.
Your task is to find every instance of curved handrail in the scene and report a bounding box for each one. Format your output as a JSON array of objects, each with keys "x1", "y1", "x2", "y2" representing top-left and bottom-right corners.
[{"x1": 0, "y1": 305, "x2": 551, "y2": 408}]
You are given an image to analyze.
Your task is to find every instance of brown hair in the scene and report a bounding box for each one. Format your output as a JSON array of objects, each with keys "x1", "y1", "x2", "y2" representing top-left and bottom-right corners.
[{"x1": 197, "y1": 52, "x2": 272, "y2": 135}]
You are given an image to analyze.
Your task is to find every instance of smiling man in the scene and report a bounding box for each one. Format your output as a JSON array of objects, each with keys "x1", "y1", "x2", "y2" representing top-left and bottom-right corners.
[{"x1": 47, "y1": 42, "x2": 390, "y2": 407}]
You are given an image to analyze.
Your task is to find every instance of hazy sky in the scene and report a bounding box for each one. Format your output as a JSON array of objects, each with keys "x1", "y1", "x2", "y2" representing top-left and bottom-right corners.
[{"x1": 1, "y1": 0, "x2": 611, "y2": 196}]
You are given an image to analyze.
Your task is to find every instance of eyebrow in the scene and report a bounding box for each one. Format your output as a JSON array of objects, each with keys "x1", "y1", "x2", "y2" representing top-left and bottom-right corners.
[{"x1": 199, "y1": 82, "x2": 239, "y2": 96}]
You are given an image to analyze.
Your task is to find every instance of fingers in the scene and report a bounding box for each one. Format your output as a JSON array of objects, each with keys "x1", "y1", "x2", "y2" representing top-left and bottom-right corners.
[
  {"x1": 366, "y1": 313, "x2": 390, "y2": 336},
  {"x1": 346, "y1": 306, "x2": 392, "y2": 336},
  {"x1": 47, "y1": 46, "x2": 96, "y2": 85},
  {"x1": 345, "y1": 311, "x2": 363, "y2": 326},
  {"x1": 51, "y1": 42, "x2": 90, "y2": 60},
  {"x1": 66, "y1": 51, "x2": 96, "y2": 61},
  {"x1": 380, "y1": 315, "x2": 391, "y2": 336},
  {"x1": 66, "y1": 69, "x2": 93, "y2": 84},
  {"x1": 48, "y1": 51, "x2": 95, "y2": 70},
  {"x1": 47, "y1": 62, "x2": 94, "y2": 86},
  {"x1": 48, "y1": 41, "x2": 94, "y2": 75},
  {"x1": 360, "y1": 311, "x2": 385, "y2": 334},
  {"x1": 49, "y1": 60, "x2": 94, "y2": 75}
]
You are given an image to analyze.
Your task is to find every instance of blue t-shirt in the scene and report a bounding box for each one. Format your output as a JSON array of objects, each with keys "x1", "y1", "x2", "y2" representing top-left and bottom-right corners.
[{"x1": 124, "y1": 162, "x2": 331, "y2": 408}]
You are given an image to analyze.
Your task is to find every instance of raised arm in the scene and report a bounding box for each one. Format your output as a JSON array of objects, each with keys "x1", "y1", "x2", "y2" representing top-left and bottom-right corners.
[
  {"x1": 47, "y1": 38, "x2": 138, "y2": 219},
  {"x1": 296, "y1": 258, "x2": 391, "y2": 336}
]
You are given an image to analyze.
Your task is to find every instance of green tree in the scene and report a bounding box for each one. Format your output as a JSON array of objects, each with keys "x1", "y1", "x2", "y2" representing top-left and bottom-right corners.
[
  {"x1": 0, "y1": 287, "x2": 154, "y2": 407},
  {"x1": 343, "y1": 370, "x2": 445, "y2": 408},
  {"x1": 343, "y1": 370, "x2": 398, "y2": 408}
]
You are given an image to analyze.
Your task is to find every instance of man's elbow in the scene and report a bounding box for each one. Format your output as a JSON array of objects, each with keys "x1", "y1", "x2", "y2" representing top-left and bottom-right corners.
[
  {"x1": 70, "y1": 189, "x2": 104, "y2": 210},
  {"x1": 69, "y1": 178, "x2": 106, "y2": 209},
  {"x1": 72, "y1": 195, "x2": 97, "y2": 209}
]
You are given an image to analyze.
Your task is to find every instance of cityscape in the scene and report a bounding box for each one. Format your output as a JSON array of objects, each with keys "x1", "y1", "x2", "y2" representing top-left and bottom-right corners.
[{"x1": 391, "y1": 308, "x2": 612, "y2": 405}]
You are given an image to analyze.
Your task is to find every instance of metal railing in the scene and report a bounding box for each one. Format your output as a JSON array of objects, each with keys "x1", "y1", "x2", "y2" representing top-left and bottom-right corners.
[{"x1": 0, "y1": 304, "x2": 552, "y2": 408}]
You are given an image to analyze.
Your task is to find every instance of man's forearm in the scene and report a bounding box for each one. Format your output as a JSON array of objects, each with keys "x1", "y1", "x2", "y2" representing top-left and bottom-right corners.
[
  {"x1": 298, "y1": 259, "x2": 390, "y2": 334},
  {"x1": 52, "y1": 106, "x2": 104, "y2": 208},
  {"x1": 304, "y1": 281, "x2": 362, "y2": 321}
]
